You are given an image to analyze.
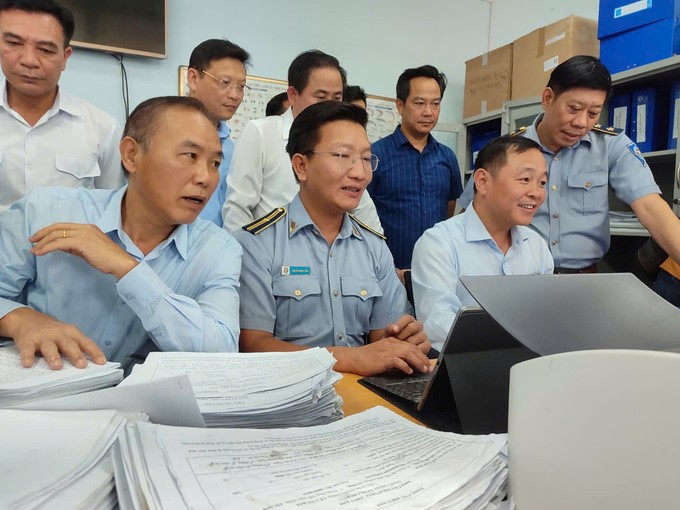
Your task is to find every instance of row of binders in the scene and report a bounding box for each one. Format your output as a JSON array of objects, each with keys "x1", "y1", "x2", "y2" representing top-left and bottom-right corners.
[{"x1": 0, "y1": 344, "x2": 509, "y2": 509}]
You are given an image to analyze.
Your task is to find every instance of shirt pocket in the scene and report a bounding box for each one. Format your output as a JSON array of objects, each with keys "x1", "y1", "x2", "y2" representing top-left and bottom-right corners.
[
  {"x1": 341, "y1": 277, "x2": 383, "y2": 336},
  {"x1": 567, "y1": 171, "x2": 608, "y2": 215},
  {"x1": 272, "y1": 275, "x2": 322, "y2": 339},
  {"x1": 54, "y1": 154, "x2": 102, "y2": 185}
]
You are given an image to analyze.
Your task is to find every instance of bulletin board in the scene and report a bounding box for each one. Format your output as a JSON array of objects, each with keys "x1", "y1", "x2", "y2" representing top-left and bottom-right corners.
[{"x1": 178, "y1": 66, "x2": 400, "y2": 142}]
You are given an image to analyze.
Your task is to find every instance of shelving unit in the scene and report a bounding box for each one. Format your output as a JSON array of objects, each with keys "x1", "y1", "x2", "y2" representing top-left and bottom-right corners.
[{"x1": 610, "y1": 55, "x2": 680, "y2": 218}]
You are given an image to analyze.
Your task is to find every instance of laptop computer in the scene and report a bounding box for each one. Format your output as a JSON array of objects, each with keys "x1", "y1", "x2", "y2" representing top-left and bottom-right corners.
[
  {"x1": 359, "y1": 306, "x2": 537, "y2": 434},
  {"x1": 460, "y1": 273, "x2": 680, "y2": 356}
]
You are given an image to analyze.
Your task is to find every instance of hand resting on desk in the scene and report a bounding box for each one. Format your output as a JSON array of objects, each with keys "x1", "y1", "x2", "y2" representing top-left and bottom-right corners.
[{"x1": 0, "y1": 307, "x2": 106, "y2": 370}]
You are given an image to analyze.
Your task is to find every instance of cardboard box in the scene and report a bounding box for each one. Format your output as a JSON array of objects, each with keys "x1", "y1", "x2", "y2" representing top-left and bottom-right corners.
[
  {"x1": 463, "y1": 44, "x2": 513, "y2": 119},
  {"x1": 598, "y1": 0, "x2": 680, "y2": 38},
  {"x1": 600, "y1": 17, "x2": 680, "y2": 74},
  {"x1": 511, "y1": 16, "x2": 599, "y2": 101}
]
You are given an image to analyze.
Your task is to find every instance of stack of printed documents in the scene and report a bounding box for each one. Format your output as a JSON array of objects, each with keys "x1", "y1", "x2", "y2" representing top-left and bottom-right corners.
[
  {"x1": 0, "y1": 409, "x2": 129, "y2": 510},
  {"x1": 117, "y1": 406, "x2": 508, "y2": 510},
  {"x1": 0, "y1": 345, "x2": 123, "y2": 407},
  {"x1": 121, "y1": 348, "x2": 343, "y2": 428}
]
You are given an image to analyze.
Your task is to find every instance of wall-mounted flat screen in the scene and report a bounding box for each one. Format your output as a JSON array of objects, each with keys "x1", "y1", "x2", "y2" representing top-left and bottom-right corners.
[{"x1": 60, "y1": 0, "x2": 167, "y2": 59}]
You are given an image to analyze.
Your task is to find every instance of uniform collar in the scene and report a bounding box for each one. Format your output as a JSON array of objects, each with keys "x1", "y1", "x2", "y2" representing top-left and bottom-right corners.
[
  {"x1": 95, "y1": 185, "x2": 189, "y2": 260},
  {"x1": 281, "y1": 107, "x2": 294, "y2": 142},
  {"x1": 287, "y1": 193, "x2": 359, "y2": 240},
  {"x1": 530, "y1": 113, "x2": 592, "y2": 154},
  {"x1": 465, "y1": 202, "x2": 528, "y2": 246}
]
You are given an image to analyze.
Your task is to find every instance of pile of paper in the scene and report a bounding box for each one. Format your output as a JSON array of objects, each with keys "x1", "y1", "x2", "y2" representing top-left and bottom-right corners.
[
  {"x1": 117, "y1": 406, "x2": 508, "y2": 510},
  {"x1": 0, "y1": 409, "x2": 129, "y2": 510},
  {"x1": 121, "y1": 348, "x2": 343, "y2": 428},
  {"x1": 0, "y1": 345, "x2": 123, "y2": 407}
]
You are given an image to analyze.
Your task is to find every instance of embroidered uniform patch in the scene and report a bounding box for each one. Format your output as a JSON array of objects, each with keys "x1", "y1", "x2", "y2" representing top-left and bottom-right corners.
[{"x1": 626, "y1": 143, "x2": 646, "y2": 167}]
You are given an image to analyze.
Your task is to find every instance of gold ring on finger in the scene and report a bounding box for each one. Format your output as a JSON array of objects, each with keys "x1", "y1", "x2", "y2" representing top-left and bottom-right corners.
[{"x1": 62, "y1": 229, "x2": 67, "y2": 238}]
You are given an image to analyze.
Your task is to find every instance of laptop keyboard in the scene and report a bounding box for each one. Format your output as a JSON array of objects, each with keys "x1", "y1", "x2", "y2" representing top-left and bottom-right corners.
[{"x1": 361, "y1": 371, "x2": 433, "y2": 404}]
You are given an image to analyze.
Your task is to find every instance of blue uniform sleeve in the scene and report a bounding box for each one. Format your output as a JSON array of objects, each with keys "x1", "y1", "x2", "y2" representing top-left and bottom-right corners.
[
  {"x1": 116, "y1": 234, "x2": 242, "y2": 353},
  {"x1": 607, "y1": 133, "x2": 661, "y2": 205},
  {"x1": 411, "y1": 227, "x2": 463, "y2": 351},
  {"x1": 367, "y1": 238, "x2": 414, "y2": 331},
  {"x1": 232, "y1": 228, "x2": 278, "y2": 333},
  {"x1": 458, "y1": 177, "x2": 475, "y2": 209}
]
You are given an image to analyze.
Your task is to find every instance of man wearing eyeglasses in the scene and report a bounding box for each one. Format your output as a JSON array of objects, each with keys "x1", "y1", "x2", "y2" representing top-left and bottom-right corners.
[
  {"x1": 368, "y1": 65, "x2": 463, "y2": 271},
  {"x1": 186, "y1": 38, "x2": 250, "y2": 227},
  {"x1": 233, "y1": 101, "x2": 432, "y2": 376},
  {"x1": 222, "y1": 49, "x2": 382, "y2": 234}
]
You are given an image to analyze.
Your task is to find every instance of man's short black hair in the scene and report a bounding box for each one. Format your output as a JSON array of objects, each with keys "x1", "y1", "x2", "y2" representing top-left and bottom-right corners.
[
  {"x1": 0, "y1": 0, "x2": 74, "y2": 46},
  {"x1": 265, "y1": 92, "x2": 289, "y2": 116},
  {"x1": 189, "y1": 38, "x2": 250, "y2": 71},
  {"x1": 396, "y1": 65, "x2": 447, "y2": 102},
  {"x1": 286, "y1": 101, "x2": 367, "y2": 182},
  {"x1": 343, "y1": 85, "x2": 367, "y2": 105},
  {"x1": 475, "y1": 134, "x2": 543, "y2": 175},
  {"x1": 546, "y1": 55, "x2": 612, "y2": 100},
  {"x1": 287, "y1": 50, "x2": 347, "y2": 93}
]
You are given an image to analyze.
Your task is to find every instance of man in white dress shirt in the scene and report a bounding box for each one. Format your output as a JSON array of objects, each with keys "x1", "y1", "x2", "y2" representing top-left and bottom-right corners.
[
  {"x1": 222, "y1": 49, "x2": 382, "y2": 233},
  {"x1": 0, "y1": 0, "x2": 123, "y2": 213}
]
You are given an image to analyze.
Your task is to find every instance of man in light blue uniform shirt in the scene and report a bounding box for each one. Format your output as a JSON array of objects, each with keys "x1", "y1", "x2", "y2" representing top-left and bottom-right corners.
[
  {"x1": 412, "y1": 135, "x2": 554, "y2": 350},
  {"x1": 187, "y1": 39, "x2": 250, "y2": 227},
  {"x1": 234, "y1": 101, "x2": 432, "y2": 376},
  {"x1": 458, "y1": 56, "x2": 680, "y2": 272},
  {"x1": 0, "y1": 97, "x2": 242, "y2": 371}
]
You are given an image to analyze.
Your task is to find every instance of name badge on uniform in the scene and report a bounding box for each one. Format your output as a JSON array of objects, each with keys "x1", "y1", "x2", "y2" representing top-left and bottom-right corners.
[
  {"x1": 627, "y1": 143, "x2": 646, "y2": 167},
  {"x1": 281, "y1": 266, "x2": 311, "y2": 276}
]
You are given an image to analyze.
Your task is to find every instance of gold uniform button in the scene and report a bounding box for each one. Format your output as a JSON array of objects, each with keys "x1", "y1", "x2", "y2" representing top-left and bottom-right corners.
[
  {"x1": 551, "y1": 185, "x2": 557, "y2": 191},
  {"x1": 338, "y1": 333, "x2": 344, "y2": 339},
  {"x1": 360, "y1": 289, "x2": 368, "y2": 297},
  {"x1": 333, "y1": 290, "x2": 339, "y2": 297},
  {"x1": 585, "y1": 181, "x2": 591, "y2": 188},
  {"x1": 294, "y1": 289, "x2": 302, "y2": 297},
  {"x1": 552, "y1": 240, "x2": 558, "y2": 246}
]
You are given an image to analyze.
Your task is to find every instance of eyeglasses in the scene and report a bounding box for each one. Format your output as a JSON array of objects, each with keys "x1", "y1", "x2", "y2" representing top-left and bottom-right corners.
[
  {"x1": 198, "y1": 68, "x2": 251, "y2": 94},
  {"x1": 305, "y1": 148, "x2": 379, "y2": 172}
]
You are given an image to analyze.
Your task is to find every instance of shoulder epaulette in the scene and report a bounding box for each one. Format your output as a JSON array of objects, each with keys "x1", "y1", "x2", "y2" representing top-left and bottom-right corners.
[
  {"x1": 591, "y1": 124, "x2": 622, "y2": 136},
  {"x1": 348, "y1": 214, "x2": 387, "y2": 240},
  {"x1": 509, "y1": 126, "x2": 528, "y2": 137},
  {"x1": 242, "y1": 207, "x2": 286, "y2": 235}
]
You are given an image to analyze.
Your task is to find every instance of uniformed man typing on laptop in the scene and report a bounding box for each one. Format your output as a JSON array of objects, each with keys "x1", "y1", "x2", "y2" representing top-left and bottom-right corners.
[{"x1": 234, "y1": 101, "x2": 432, "y2": 376}]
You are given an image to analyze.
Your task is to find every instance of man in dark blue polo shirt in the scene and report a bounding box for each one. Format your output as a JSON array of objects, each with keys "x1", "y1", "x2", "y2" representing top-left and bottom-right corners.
[{"x1": 368, "y1": 65, "x2": 462, "y2": 269}]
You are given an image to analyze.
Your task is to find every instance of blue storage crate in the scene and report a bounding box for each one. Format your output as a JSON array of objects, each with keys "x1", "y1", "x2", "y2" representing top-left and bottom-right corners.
[
  {"x1": 600, "y1": 17, "x2": 680, "y2": 74},
  {"x1": 598, "y1": 0, "x2": 680, "y2": 38}
]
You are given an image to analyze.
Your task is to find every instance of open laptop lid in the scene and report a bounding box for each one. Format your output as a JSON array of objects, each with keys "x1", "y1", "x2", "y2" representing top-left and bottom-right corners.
[
  {"x1": 460, "y1": 273, "x2": 680, "y2": 356},
  {"x1": 417, "y1": 306, "x2": 537, "y2": 434}
]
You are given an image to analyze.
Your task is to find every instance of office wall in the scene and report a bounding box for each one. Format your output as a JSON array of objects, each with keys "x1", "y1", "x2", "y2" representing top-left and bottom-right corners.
[{"x1": 53, "y1": 0, "x2": 598, "y2": 126}]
